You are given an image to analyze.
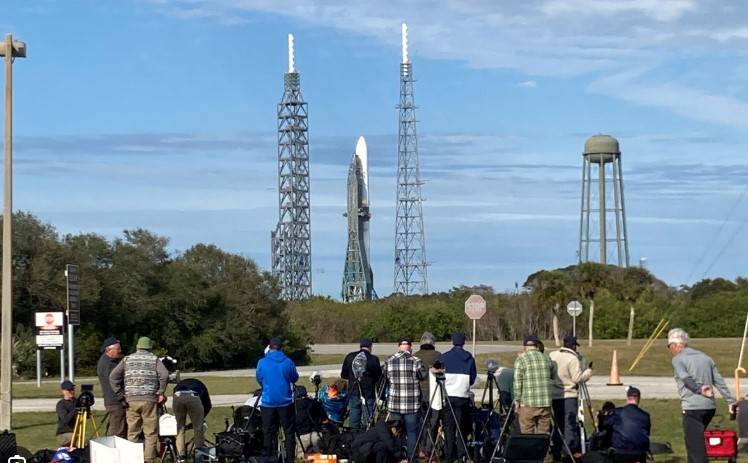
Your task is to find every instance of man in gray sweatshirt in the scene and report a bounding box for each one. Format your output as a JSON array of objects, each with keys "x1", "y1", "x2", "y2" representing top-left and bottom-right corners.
[{"x1": 668, "y1": 328, "x2": 736, "y2": 463}]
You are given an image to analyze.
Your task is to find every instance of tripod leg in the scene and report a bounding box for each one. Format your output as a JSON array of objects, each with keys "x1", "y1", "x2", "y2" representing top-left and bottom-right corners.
[
  {"x1": 90, "y1": 410, "x2": 100, "y2": 438},
  {"x1": 550, "y1": 408, "x2": 577, "y2": 463},
  {"x1": 439, "y1": 381, "x2": 472, "y2": 463}
]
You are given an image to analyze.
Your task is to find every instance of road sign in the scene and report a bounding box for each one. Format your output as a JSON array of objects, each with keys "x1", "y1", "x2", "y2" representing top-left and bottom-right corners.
[
  {"x1": 66, "y1": 264, "x2": 80, "y2": 325},
  {"x1": 465, "y1": 295, "x2": 487, "y2": 320},
  {"x1": 35, "y1": 311, "x2": 64, "y2": 328},
  {"x1": 36, "y1": 334, "x2": 64, "y2": 348},
  {"x1": 567, "y1": 300, "x2": 583, "y2": 317}
]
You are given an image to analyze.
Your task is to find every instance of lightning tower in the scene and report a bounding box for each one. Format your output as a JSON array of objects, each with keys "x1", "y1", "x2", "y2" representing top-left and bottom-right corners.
[
  {"x1": 578, "y1": 134, "x2": 630, "y2": 267},
  {"x1": 342, "y1": 136, "x2": 375, "y2": 302},
  {"x1": 393, "y1": 23, "x2": 428, "y2": 295},
  {"x1": 271, "y1": 34, "x2": 312, "y2": 299}
]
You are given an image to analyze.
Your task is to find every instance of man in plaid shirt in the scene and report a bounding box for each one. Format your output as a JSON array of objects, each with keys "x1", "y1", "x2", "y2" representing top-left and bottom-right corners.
[
  {"x1": 384, "y1": 338, "x2": 427, "y2": 462},
  {"x1": 513, "y1": 335, "x2": 555, "y2": 434}
]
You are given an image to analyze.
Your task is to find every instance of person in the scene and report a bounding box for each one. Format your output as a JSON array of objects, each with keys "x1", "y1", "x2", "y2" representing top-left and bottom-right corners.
[
  {"x1": 383, "y1": 338, "x2": 427, "y2": 461},
  {"x1": 97, "y1": 336, "x2": 126, "y2": 438},
  {"x1": 414, "y1": 332, "x2": 442, "y2": 455},
  {"x1": 495, "y1": 362, "x2": 515, "y2": 411},
  {"x1": 256, "y1": 337, "x2": 300, "y2": 463},
  {"x1": 55, "y1": 380, "x2": 77, "y2": 447},
  {"x1": 109, "y1": 336, "x2": 169, "y2": 463},
  {"x1": 439, "y1": 332, "x2": 477, "y2": 462},
  {"x1": 513, "y1": 335, "x2": 555, "y2": 435},
  {"x1": 341, "y1": 338, "x2": 382, "y2": 429},
  {"x1": 172, "y1": 378, "x2": 212, "y2": 462},
  {"x1": 318, "y1": 379, "x2": 348, "y2": 426},
  {"x1": 549, "y1": 335, "x2": 592, "y2": 461},
  {"x1": 667, "y1": 328, "x2": 737, "y2": 463},
  {"x1": 351, "y1": 418, "x2": 407, "y2": 463},
  {"x1": 599, "y1": 386, "x2": 650, "y2": 462}
]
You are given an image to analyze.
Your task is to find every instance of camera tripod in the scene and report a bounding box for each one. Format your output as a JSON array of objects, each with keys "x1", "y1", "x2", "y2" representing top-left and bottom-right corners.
[
  {"x1": 70, "y1": 405, "x2": 100, "y2": 448},
  {"x1": 412, "y1": 374, "x2": 472, "y2": 463}
]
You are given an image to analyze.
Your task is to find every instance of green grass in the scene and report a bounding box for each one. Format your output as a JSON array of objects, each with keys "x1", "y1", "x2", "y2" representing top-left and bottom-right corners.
[{"x1": 10, "y1": 400, "x2": 743, "y2": 461}]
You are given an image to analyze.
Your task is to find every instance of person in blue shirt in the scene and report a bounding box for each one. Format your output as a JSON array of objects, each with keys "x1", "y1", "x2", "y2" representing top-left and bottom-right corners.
[
  {"x1": 256, "y1": 337, "x2": 300, "y2": 462},
  {"x1": 600, "y1": 386, "x2": 650, "y2": 462}
]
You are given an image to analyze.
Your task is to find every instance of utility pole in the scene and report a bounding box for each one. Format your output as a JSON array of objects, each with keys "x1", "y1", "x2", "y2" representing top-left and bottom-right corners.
[{"x1": 0, "y1": 34, "x2": 26, "y2": 431}]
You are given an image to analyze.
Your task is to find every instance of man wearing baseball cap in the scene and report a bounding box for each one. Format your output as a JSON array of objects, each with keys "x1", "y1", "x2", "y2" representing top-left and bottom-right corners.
[
  {"x1": 549, "y1": 335, "x2": 592, "y2": 461},
  {"x1": 668, "y1": 328, "x2": 736, "y2": 463},
  {"x1": 97, "y1": 336, "x2": 126, "y2": 438},
  {"x1": 513, "y1": 335, "x2": 555, "y2": 435},
  {"x1": 439, "y1": 332, "x2": 477, "y2": 462},
  {"x1": 341, "y1": 338, "x2": 382, "y2": 429},
  {"x1": 55, "y1": 380, "x2": 77, "y2": 447},
  {"x1": 599, "y1": 386, "x2": 650, "y2": 461}
]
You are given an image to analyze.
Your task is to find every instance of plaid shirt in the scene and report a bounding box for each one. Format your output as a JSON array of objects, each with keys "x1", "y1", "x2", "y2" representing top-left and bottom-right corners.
[
  {"x1": 384, "y1": 351, "x2": 427, "y2": 413},
  {"x1": 513, "y1": 348, "x2": 555, "y2": 408}
]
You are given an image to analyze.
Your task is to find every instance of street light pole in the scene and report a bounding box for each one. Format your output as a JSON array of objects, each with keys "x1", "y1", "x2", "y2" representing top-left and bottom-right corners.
[{"x1": 0, "y1": 33, "x2": 26, "y2": 431}]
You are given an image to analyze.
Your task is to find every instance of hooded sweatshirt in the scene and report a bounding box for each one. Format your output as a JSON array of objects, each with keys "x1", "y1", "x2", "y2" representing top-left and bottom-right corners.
[{"x1": 256, "y1": 349, "x2": 300, "y2": 408}]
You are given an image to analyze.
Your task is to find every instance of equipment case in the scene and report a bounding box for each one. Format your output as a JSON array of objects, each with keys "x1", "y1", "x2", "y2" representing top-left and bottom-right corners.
[{"x1": 705, "y1": 428, "x2": 738, "y2": 462}]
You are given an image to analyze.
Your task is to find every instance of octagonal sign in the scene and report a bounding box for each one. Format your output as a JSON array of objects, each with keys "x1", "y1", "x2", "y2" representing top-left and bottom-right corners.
[{"x1": 465, "y1": 294, "x2": 487, "y2": 320}]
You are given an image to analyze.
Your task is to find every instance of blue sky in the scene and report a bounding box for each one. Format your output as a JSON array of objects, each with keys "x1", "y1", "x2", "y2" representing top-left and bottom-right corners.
[{"x1": 4, "y1": 0, "x2": 748, "y2": 297}]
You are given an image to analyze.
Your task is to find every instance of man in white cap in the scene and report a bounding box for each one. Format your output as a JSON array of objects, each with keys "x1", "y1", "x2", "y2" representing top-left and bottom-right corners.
[{"x1": 668, "y1": 327, "x2": 736, "y2": 463}]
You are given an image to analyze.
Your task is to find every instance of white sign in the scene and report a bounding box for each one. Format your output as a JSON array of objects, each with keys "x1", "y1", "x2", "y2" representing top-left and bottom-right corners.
[
  {"x1": 35, "y1": 311, "x2": 64, "y2": 328},
  {"x1": 36, "y1": 334, "x2": 64, "y2": 348},
  {"x1": 567, "y1": 300, "x2": 583, "y2": 317},
  {"x1": 465, "y1": 295, "x2": 487, "y2": 320}
]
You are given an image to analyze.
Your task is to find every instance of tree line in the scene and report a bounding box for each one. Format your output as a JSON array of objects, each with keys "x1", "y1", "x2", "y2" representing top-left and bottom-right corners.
[{"x1": 2, "y1": 212, "x2": 745, "y2": 376}]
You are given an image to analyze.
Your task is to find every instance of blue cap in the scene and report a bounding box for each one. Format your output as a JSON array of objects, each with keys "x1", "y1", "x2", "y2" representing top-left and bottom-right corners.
[
  {"x1": 60, "y1": 380, "x2": 75, "y2": 390},
  {"x1": 523, "y1": 335, "x2": 541, "y2": 346},
  {"x1": 563, "y1": 335, "x2": 579, "y2": 348},
  {"x1": 452, "y1": 333, "x2": 466, "y2": 346},
  {"x1": 101, "y1": 336, "x2": 120, "y2": 351},
  {"x1": 359, "y1": 338, "x2": 373, "y2": 348},
  {"x1": 269, "y1": 337, "x2": 282, "y2": 349}
]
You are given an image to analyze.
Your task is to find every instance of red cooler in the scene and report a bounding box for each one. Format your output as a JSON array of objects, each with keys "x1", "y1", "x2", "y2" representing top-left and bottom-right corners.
[{"x1": 704, "y1": 428, "x2": 738, "y2": 462}]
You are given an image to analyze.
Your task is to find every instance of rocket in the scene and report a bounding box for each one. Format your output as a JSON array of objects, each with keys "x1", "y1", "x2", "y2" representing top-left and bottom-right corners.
[{"x1": 342, "y1": 136, "x2": 375, "y2": 302}]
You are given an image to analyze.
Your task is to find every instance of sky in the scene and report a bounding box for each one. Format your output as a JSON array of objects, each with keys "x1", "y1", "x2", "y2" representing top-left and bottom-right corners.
[{"x1": 4, "y1": 0, "x2": 748, "y2": 297}]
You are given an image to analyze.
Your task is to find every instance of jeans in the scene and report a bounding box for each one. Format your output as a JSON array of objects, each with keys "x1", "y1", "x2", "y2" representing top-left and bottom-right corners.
[
  {"x1": 444, "y1": 397, "x2": 470, "y2": 461},
  {"x1": 682, "y1": 408, "x2": 715, "y2": 463},
  {"x1": 349, "y1": 393, "x2": 376, "y2": 429},
  {"x1": 552, "y1": 398, "x2": 580, "y2": 458},
  {"x1": 389, "y1": 411, "x2": 419, "y2": 461},
  {"x1": 262, "y1": 404, "x2": 296, "y2": 462},
  {"x1": 173, "y1": 394, "x2": 205, "y2": 456}
]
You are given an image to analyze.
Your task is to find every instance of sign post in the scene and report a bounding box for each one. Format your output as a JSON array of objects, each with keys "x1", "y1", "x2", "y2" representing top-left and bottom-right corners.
[
  {"x1": 464, "y1": 295, "x2": 487, "y2": 356},
  {"x1": 566, "y1": 300, "x2": 583, "y2": 337},
  {"x1": 35, "y1": 311, "x2": 64, "y2": 387},
  {"x1": 65, "y1": 264, "x2": 80, "y2": 382}
]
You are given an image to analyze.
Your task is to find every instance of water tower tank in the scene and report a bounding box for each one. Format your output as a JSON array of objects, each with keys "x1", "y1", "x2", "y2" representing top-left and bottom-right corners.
[{"x1": 583, "y1": 134, "x2": 619, "y2": 163}]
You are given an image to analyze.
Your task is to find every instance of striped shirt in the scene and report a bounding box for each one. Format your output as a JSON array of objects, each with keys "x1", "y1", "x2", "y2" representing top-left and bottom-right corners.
[
  {"x1": 513, "y1": 348, "x2": 555, "y2": 408},
  {"x1": 384, "y1": 351, "x2": 427, "y2": 414}
]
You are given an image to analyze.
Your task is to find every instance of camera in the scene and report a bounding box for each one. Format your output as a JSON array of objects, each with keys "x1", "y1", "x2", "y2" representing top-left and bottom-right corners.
[
  {"x1": 432, "y1": 360, "x2": 443, "y2": 370},
  {"x1": 486, "y1": 359, "x2": 499, "y2": 375},
  {"x1": 309, "y1": 371, "x2": 321, "y2": 386},
  {"x1": 77, "y1": 384, "x2": 95, "y2": 409}
]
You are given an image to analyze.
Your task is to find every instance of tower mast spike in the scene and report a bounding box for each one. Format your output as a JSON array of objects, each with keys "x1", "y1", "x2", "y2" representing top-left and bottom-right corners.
[
  {"x1": 401, "y1": 23, "x2": 409, "y2": 64},
  {"x1": 288, "y1": 33, "x2": 295, "y2": 73}
]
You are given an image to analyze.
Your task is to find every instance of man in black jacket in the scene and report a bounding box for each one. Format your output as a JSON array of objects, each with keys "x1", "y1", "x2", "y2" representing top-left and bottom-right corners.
[
  {"x1": 173, "y1": 378, "x2": 212, "y2": 462},
  {"x1": 97, "y1": 336, "x2": 126, "y2": 438},
  {"x1": 341, "y1": 338, "x2": 382, "y2": 429},
  {"x1": 55, "y1": 380, "x2": 77, "y2": 446},
  {"x1": 352, "y1": 418, "x2": 406, "y2": 463},
  {"x1": 600, "y1": 387, "x2": 650, "y2": 462}
]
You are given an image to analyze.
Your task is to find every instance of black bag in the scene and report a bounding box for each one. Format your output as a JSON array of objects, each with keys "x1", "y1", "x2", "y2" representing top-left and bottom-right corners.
[
  {"x1": 216, "y1": 431, "x2": 248, "y2": 458},
  {"x1": 0, "y1": 431, "x2": 17, "y2": 463},
  {"x1": 30, "y1": 449, "x2": 54, "y2": 463},
  {"x1": 234, "y1": 405, "x2": 262, "y2": 432},
  {"x1": 319, "y1": 429, "x2": 361, "y2": 459},
  {"x1": 296, "y1": 397, "x2": 327, "y2": 435}
]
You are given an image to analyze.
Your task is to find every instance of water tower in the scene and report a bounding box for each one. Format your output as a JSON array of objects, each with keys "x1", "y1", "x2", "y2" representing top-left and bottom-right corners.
[{"x1": 578, "y1": 134, "x2": 630, "y2": 267}]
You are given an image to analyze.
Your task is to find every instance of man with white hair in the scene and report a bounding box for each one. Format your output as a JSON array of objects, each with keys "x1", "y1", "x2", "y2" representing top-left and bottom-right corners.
[{"x1": 668, "y1": 327, "x2": 736, "y2": 463}]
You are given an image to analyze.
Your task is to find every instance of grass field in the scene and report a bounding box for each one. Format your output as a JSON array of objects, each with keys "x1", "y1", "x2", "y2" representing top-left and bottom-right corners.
[{"x1": 9, "y1": 400, "x2": 742, "y2": 461}]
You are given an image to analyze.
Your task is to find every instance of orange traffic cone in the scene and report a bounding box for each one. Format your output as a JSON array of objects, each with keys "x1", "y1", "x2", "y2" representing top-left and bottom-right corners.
[{"x1": 607, "y1": 349, "x2": 623, "y2": 386}]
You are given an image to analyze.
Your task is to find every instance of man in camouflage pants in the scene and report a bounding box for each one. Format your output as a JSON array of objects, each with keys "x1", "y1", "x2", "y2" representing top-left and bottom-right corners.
[{"x1": 110, "y1": 337, "x2": 169, "y2": 463}]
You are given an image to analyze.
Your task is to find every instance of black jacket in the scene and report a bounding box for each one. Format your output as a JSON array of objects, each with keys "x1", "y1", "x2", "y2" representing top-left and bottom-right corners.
[
  {"x1": 97, "y1": 353, "x2": 122, "y2": 406},
  {"x1": 341, "y1": 349, "x2": 382, "y2": 399},
  {"x1": 601, "y1": 404, "x2": 650, "y2": 453},
  {"x1": 174, "y1": 378, "x2": 212, "y2": 416},
  {"x1": 352, "y1": 421, "x2": 404, "y2": 462},
  {"x1": 56, "y1": 398, "x2": 77, "y2": 435},
  {"x1": 414, "y1": 345, "x2": 441, "y2": 399}
]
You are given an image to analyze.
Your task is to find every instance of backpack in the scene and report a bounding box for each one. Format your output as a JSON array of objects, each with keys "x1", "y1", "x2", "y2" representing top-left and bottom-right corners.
[{"x1": 352, "y1": 351, "x2": 368, "y2": 381}]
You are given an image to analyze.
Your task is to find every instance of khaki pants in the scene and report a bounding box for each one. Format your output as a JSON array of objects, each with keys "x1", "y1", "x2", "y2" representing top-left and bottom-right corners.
[
  {"x1": 518, "y1": 405, "x2": 552, "y2": 434},
  {"x1": 173, "y1": 393, "x2": 205, "y2": 456},
  {"x1": 127, "y1": 400, "x2": 159, "y2": 463},
  {"x1": 106, "y1": 403, "x2": 128, "y2": 438}
]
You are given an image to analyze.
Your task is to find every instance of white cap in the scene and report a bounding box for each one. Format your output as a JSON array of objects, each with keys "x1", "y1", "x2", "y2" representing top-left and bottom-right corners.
[{"x1": 667, "y1": 328, "x2": 690, "y2": 345}]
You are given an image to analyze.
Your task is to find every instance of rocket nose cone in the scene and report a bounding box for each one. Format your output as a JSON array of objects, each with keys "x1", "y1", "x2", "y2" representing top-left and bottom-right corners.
[{"x1": 355, "y1": 136, "x2": 367, "y2": 157}]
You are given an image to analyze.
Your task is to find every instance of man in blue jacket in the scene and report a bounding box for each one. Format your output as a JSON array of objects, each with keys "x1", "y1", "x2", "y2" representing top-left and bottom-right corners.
[
  {"x1": 600, "y1": 387, "x2": 650, "y2": 462},
  {"x1": 439, "y1": 333, "x2": 477, "y2": 462},
  {"x1": 256, "y1": 337, "x2": 300, "y2": 462}
]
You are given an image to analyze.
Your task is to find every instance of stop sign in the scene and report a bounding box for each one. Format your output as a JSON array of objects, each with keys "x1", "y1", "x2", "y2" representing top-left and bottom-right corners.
[{"x1": 465, "y1": 295, "x2": 487, "y2": 320}]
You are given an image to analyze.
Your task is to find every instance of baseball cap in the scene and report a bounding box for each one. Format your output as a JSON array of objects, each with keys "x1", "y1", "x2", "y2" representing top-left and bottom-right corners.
[
  {"x1": 60, "y1": 380, "x2": 75, "y2": 390},
  {"x1": 523, "y1": 335, "x2": 541, "y2": 346},
  {"x1": 101, "y1": 336, "x2": 120, "y2": 351},
  {"x1": 359, "y1": 338, "x2": 373, "y2": 349},
  {"x1": 563, "y1": 335, "x2": 579, "y2": 348},
  {"x1": 452, "y1": 333, "x2": 466, "y2": 346},
  {"x1": 269, "y1": 337, "x2": 283, "y2": 349}
]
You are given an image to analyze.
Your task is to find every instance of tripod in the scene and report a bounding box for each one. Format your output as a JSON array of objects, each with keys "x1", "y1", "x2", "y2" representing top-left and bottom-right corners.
[
  {"x1": 412, "y1": 374, "x2": 472, "y2": 463},
  {"x1": 70, "y1": 405, "x2": 100, "y2": 448},
  {"x1": 487, "y1": 406, "x2": 577, "y2": 463},
  {"x1": 159, "y1": 436, "x2": 179, "y2": 463}
]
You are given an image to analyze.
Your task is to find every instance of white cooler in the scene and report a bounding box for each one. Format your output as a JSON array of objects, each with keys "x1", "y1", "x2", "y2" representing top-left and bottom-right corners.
[{"x1": 90, "y1": 436, "x2": 144, "y2": 463}]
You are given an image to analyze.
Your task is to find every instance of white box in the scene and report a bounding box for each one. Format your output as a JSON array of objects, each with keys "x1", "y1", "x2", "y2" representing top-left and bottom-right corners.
[{"x1": 90, "y1": 436, "x2": 144, "y2": 463}]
